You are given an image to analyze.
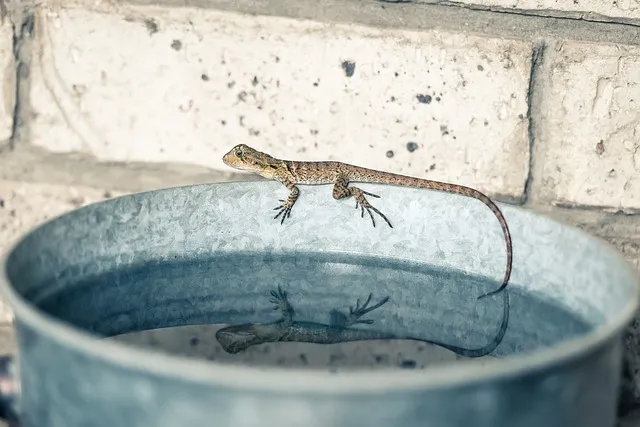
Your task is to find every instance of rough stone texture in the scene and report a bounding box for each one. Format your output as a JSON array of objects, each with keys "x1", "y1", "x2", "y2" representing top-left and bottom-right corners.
[
  {"x1": 461, "y1": 0, "x2": 640, "y2": 19},
  {"x1": 36, "y1": 0, "x2": 640, "y2": 47},
  {"x1": 0, "y1": 20, "x2": 15, "y2": 146},
  {"x1": 0, "y1": 180, "x2": 127, "y2": 323},
  {"x1": 0, "y1": 145, "x2": 261, "y2": 194},
  {"x1": 462, "y1": 0, "x2": 640, "y2": 20},
  {"x1": 537, "y1": 41, "x2": 640, "y2": 210},
  {"x1": 29, "y1": 6, "x2": 531, "y2": 198}
]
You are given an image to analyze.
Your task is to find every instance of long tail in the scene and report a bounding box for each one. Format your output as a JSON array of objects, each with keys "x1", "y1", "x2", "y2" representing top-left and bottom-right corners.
[
  {"x1": 333, "y1": 289, "x2": 510, "y2": 358},
  {"x1": 346, "y1": 166, "x2": 512, "y2": 299},
  {"x1": 458, "y1": 186, "x2": 512, "y2": 300},
  {"x1": 428, "y1": 182, "x2": 512, "y2": 300},
  {"x1": 429, "y1": 287, "x2": 510, "y2": 358}
]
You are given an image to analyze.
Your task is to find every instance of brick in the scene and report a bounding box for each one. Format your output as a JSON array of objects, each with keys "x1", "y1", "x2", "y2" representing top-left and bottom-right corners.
[
  {"x1": 537, "y1": 41, "x2": 640, "y2": 210},
  {"x1": 0, "y1": 20, "x2": 15, "y2": 145},
  {"x1": 0, "y1": 180, "x2": 127, "y2": 323},
  {"x1": 30, "y1": 6, "x2": 531, "y2": 198},
  {"x1": 461, "y1": 0, "x2": 640, "y2": 20}
]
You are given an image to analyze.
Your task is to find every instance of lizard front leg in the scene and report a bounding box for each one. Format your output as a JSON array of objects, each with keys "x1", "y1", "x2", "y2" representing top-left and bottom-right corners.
[
  {"x1": 272, "y1": 176, "x2": 300, "y2": 225},
  {"x1": 332, "y1": 174, "x2": 393, "y2": 228},
  {"x1": 214, "y1": 286, "x2": 295, "y2": 353}
]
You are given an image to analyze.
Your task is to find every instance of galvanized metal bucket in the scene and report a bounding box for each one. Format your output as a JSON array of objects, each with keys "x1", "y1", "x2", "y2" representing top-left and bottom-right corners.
[{"x1": 0, "y1": 181, "x2": 638, "y2": 427}]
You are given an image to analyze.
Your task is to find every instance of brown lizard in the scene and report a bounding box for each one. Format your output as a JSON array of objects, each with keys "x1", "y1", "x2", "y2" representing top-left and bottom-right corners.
[{"x1": 222, "y1": 144, "x2": 512, "y2": 300}]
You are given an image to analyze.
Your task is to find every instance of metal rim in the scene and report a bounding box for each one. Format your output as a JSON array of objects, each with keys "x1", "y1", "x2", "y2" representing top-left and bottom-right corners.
[{"x1": 1, "y1": 190, "x2": 638, "y2": 394}]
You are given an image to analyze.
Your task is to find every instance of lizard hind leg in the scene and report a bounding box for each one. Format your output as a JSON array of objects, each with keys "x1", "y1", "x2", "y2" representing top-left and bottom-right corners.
[
  {"x1": 340, "y1": 293, "x2": 390, "y2": 328},
  {"x1": 332, "y1": 174, "x2": 393, "y2": 228}
]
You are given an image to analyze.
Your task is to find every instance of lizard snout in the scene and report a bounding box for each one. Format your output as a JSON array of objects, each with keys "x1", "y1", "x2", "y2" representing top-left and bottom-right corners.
[
  {"x1": 221, "y1": 151, "x2": 235, "y2": 167},
  {"x1": 215, "y1": 324, "x2": 258, "y2": 354}
]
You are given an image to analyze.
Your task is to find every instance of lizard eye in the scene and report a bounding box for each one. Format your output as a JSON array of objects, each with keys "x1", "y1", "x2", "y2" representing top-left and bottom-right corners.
[{"x1": 234, "y1": 149, "x2": 243, "y2": 157}]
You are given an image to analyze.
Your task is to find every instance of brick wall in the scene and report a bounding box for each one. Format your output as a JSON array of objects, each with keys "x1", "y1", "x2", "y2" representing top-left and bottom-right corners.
[{"x1": 0, "y1": 0, "x2": 639, "y2": 421}]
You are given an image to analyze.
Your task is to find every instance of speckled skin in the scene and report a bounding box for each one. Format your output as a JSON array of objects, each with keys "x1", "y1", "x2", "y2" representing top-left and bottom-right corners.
[
  {"x1": 222, "y1": 144, "x2": 512, "y2": 299},
  {"x1": 216, "y1": 285, "x2": 510, "y2": 357}
]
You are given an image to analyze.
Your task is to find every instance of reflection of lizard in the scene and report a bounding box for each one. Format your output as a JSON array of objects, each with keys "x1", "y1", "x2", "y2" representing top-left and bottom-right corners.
[
  {"x1": 222, "y1": 144, "x2": 512, "y2": 299},
  {"x1": 215, "y1": 286, "x2": 509, "y2": 358}
]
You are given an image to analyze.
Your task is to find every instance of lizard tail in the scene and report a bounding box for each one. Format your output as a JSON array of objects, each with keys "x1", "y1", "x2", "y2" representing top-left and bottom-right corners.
[
  {"x1": 415, "y1": 180, "x2": 513, "y2": 300},
  {"x1": 436, "y1": 287, "x2": 510, "y2": 358},
  {"x1": 462, "y1": 187, "x2": 513, "y2": 300},
  {"x1": 345, "y1": 166, "x2": 513, "y2": 298}
]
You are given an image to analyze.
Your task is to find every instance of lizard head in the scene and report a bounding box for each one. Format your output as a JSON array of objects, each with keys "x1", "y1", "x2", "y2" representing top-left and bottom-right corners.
[
  {"x1": 222, "y1": 144, "x2": 281, "y2": 178},
  {"x1": 215, "y1": 323, "x2": 270, "y2": 354}
]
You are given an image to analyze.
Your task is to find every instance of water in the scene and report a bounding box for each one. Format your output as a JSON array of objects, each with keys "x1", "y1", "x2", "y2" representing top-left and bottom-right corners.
[{"x1": 32, "y1": 252, "x2": 593, "y2": 360}]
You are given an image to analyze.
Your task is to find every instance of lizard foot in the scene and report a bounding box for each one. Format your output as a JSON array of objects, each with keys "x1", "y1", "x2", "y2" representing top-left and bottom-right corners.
[
  {"x1": 273, "y1": 198, "x2": 295, "y2": 224},
  {"x1": 269, "y1": 285, "x2": 294, "y2": 319},
  {"x1": 351, "y1": 188, "x2": 393, "y2": 228},
  {"x1": 342, "y1": 293, "x2": 390, "y2": 327}
]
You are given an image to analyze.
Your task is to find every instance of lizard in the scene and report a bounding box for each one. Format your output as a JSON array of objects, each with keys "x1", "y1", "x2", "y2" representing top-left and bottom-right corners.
[
  {"x1": 222, "y1": 144, "x2": 512, "y2": 300},
  {"x1": 215, "y1": 285, "x2": 509, "y2": 358}
]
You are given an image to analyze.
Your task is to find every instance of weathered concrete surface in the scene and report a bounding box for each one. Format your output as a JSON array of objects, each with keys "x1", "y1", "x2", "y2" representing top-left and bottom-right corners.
[
  {"x1": 458, "y1": 0, "x2": 640, "y2": 21},
  {"x1": 29, "y1": 6, "x2": 531, "y2": 198},
  {"x1": 64, "y1": 0, "x2": 640, "y2": 47},
  {"x1": 535, "y1": 41, "x2": 640, "y2": 211},
  {"x1": 0, "y1": 145, "x2": 259, "y2": 194},
  {"x1": 0, "y1": 20, "x2": 15, "y2": 147}
]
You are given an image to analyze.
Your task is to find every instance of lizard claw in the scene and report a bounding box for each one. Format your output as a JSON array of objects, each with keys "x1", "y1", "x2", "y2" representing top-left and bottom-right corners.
[
  {"x1": 273, "y1": 202, "x2": 294, "y2": 224},
  {"x1": 360, "y1": 190, "x2": 381, "y2": 199},
  {"x1": 351, "y1": 293, "x2": 373, "y2": 314},
  {"x1": 355, "y1": 198, "x2": 392, "y2": 228},
  {"x1": 350, "y1": 187, "x2": 393, "y2": 229}
]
